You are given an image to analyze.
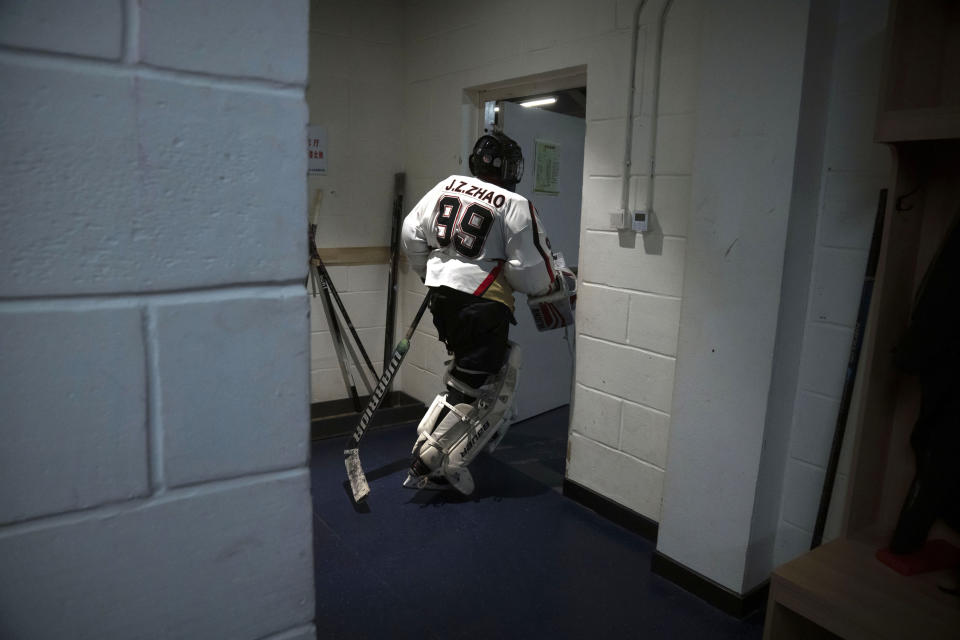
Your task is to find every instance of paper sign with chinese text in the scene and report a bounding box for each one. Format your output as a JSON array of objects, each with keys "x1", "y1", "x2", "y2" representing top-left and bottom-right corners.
[{"x1": 307, "y1": 125, "x2": 327, "y2": 174}]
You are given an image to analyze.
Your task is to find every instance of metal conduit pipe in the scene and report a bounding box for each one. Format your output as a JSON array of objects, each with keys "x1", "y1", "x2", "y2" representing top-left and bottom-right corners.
[{"x1": 620, "y1": 0, "x2": 677, "y2": 219}]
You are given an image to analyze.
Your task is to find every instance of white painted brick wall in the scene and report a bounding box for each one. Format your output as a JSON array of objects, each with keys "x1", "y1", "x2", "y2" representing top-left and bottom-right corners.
[
  {"x1": 0, "y1": 305, "x2": 148, "y2": 523},
  {"x1": 140, "y1": 0, "x2": 308, "y2": 83},
  {"x1": 306, "y1": 1, "x2": 404, "y2": 403},
  {"x1": 780, "y1": 459, "x2": 826, "y2": 530},
  {"x1": 772, "y1": 0, "x2": 891, "y2": 570},
  {"x1": 773, "y1": 519, "x2": 812, "y2": 567},
  {"x1": 657, "y1": 0, "x2": 811, "y2": 592},
  {"x1": 264, "y1": 625, "x2": 320, "y2": 640},
  {"x1": 575, "y1": 284, "x2": 629, "y2": 342},
  {"x1": 584, "y1": 30, "x2": 634, "y2": 121},
  {"x1": 0, "y1": 63, "x2": 307, "y2": 297},
  {"x1": 797, "y1": 323, "x2": 855, "y2": 397},
  {"x1": 581, "y1": 177, "x2": 624, "y2": 229},
  {"x1": 650, "y1": 113, "x2": 697, "y2": 174},
  {"x1": 0, "y1": 61, "x2": 139, "y2": 295},
  {"x1": 0, "y1": 1, "x2": 315, "y2": 637},
  {"x1": 583, "y1": 119, "x2": 628, "y2": 177},
  {"x1": 0, "y1": 0, "x2": 123, "y2": 60},
  {"x1": 577, "y1": 336, "x2": 676, "y2": 413},
  {"x1": 567, "y1": 432, "x2": 664, "y2": 518},
  {"x1": 580, "y1": 232, "x2": 687, "y2": 295},
  {"x1": 648, "y1": 175, "x2": 693, "y2": 237},
  {"x1": 659, "y1": 51, "x2": 701, "y2": 115},
  {"x1": 527, "y1": 0, "x2": 618, "y2": 51},
  {"x1": 820, "y1": 171, "x2": 890, "y2": 249},
  {"x1": 621, "y1": 400, "x2": 671, "y2": 469},
  {"x1": 809, "y1": 247, "x2": 870, "y2": 324},
  {"x1": 395, "y1": 264, "x2": 442, "y2": 399},
  {"x1": 626, "y1": 292, "x2": 682, "y2": 356},
  {"x1": 156, "y1": 293, "x2": 309, "y2": 487},
  {"x1": 790, "y1": 391, "x2": 841, "y2": 467},
  {"x1": 571, "y1": 384, "x2": 622, "y2": 448},
  {"x1": 0, "y1": 472, "x2": 314, "y2": 640}
]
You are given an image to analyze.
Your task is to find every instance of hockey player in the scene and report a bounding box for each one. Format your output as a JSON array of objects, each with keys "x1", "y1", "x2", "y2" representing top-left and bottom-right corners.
[{"x1": 400, "y1": 131, "x2": 562, "y2": 495}]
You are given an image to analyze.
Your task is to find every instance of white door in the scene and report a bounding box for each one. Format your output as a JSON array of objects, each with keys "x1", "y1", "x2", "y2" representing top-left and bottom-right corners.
[{"x1": 501, "y1": 100, "x2": 585, "y2": 421}]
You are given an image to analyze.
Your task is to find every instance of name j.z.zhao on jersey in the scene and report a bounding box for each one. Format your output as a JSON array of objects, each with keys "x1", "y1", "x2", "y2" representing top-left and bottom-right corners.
[{"x1": 444, "y1": 178, "x2": 507, "y2": 208}]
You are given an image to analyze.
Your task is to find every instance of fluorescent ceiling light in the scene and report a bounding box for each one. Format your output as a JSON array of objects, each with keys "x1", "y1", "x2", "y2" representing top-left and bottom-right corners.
[{"x1": 519, "y1": 97, "x2": 557, "y2": 108}]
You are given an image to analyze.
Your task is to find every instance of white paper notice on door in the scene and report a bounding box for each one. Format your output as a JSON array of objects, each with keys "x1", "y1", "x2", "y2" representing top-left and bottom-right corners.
[
  {"x1": 307, "y1": 125, "x2": 327, "y2": 175},
  {"x1": 534, "y1": 139, "x2": 559, "y2": 195}
]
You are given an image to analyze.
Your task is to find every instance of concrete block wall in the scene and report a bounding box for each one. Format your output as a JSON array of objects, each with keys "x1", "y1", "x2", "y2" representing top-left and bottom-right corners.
[
  {"x1": 306, "y1": 0, "x2": 404, "y2": 403},
  {"x1": 398, "y1": 0, "x2": 703, "y2": 522},
  {"x1": 572, "y1": 0, "x2": 701, "y2": 518},
  {"x1": 0, "y1": 2, "x2": 315, "y2": 638},
  {"x1": 773, "y1": 0, "x2": 891, "y2": 566},
  {"x1": 656, "y1": 0, "x2": 812, "y2": 593},
  {"x1": 398, "y1": 260, "x2": 444, "y2": 401}
]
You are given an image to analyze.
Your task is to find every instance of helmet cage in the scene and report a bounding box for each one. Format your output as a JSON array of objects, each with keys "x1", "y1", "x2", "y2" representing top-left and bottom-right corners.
[{"x1": 469, "y1": 133, "x2": 524, "y2": 187}]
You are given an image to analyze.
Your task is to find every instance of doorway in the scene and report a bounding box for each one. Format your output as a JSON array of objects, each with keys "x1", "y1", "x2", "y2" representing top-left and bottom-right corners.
[
  {"x1": 468, "y1": 72, "x2": 587, "y2": 487},
  {"x1": 498, "y1": 97, "x2": 585, "y2": 421}
]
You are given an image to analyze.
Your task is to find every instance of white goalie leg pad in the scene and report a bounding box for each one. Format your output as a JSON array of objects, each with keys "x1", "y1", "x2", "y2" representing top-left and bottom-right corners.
[
  {"x1": 404, "y1": 343, "x2": 522, "y2": 495},
  {"x1": 404, "y1": 398, "x2": 475, "y2": 490},
  {"x1": 406, "y1": 357, "x2": 473, "y2": 460},
  {"x1": 442, "y1": 342, "x2": 522, "y2": 493},
  {"x1": 409, "y1": 393, "x2": 448, "y2": 456},
  {"x1": 482, "y1": 342, "x2": 522, "y2": 454},
  {"x1": 405, "y1": 357, "x2": 482, "y2": 490}
]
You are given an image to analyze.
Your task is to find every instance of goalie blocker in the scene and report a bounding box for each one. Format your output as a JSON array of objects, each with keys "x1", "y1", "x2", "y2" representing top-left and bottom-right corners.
[{"x1": 528, "y1": 266, "x2": 577, "y2": 331}]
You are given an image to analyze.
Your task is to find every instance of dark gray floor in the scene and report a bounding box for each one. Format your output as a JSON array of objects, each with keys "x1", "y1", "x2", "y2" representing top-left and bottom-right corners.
[{"x1": 310, "y1": 406, "x2": 765, "y2": 639}]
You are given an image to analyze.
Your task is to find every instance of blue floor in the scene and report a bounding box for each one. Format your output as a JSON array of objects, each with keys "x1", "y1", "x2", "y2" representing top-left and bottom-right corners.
[{"x1": 310, "y1": 407, "x2": 765, "y2": 639}]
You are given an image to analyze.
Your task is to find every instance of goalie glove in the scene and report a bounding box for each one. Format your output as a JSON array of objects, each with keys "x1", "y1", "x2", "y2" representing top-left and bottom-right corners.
[{"x1": 527, "y1": 266, "x2": 577, "y2": 331}]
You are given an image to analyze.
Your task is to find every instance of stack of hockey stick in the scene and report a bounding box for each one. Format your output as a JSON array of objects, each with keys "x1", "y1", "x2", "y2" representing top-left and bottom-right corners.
[
  {"x1": 308, "y1": 176, "x2": 430, "y2": 503},
  {"x1": 307, "y1": 207, "x2": 379, "y2": 412}
]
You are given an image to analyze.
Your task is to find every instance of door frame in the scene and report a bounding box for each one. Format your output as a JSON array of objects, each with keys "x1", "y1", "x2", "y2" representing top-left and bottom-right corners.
[
  {"x1": 463, "y1": 65, "x2": 588, "y2": 146},
  {"x1": 461, "y1": 66, "x2": 589, "y2": 423}
]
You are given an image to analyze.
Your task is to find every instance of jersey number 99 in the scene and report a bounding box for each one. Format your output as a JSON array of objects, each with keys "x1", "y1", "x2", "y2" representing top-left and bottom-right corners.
[{"x1": 435, "y1": 195, "x2": 494, "y2": 259}]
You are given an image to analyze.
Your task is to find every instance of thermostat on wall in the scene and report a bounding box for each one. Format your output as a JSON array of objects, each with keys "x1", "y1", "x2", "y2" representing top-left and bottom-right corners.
[{"x1": 631, "y1": 211, "x2": 648, "y2": 233}]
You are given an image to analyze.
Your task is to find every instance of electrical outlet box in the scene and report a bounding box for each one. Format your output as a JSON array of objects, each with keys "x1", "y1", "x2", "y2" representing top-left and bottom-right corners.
[{"x1": 609, "y1": 210, "x2": 627, "y2": 230}]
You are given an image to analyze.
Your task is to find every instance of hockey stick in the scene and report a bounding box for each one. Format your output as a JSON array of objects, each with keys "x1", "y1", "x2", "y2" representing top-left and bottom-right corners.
[
  {"x1": 383, "y1": 172, "x2": 405, "y2": 392},
  {"x1": 313, "y1": 262, "x2": 364, "y2": 410},
  {"x1": 810, "y1": 189, "x2": 886, "y2": 549},
  {"x1": 345, "y1": 291, "x2": 432, "y2": 503},
  {"x1": 308, "y1": 200, "x2": 374, "y2": 405},
  {"x1": 313, "y1": 256, "x2": 379, "y2": 382},
  {"x1": 308, "y1": 201, "x2": 377, "y2": 387}
]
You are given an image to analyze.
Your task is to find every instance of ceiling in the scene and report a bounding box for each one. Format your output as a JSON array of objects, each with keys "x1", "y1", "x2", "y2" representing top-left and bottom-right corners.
[{"x1": 501, "y1": 87, "x2": 587, "y2": 119}]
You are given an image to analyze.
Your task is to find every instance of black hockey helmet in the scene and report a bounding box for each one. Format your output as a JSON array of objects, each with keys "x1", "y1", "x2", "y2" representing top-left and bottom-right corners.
[{"x1": 468, "y1": 131, "x2": 523, "y2": 189}]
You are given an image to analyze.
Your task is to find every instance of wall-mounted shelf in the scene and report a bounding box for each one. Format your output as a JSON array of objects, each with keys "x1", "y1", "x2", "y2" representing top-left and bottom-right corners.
[
  {"x1": 765, "y1": 1, "x2": 960, "y2": 636},
  {"x1": 874, "y1": 0, "x2": 960, "y2": 143},
  {"x1": 765, "y1": 535, "x2": 960, "y2": 639}
]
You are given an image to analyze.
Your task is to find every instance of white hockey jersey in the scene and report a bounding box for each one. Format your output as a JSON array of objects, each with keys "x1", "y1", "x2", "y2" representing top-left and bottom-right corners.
[{"x1": 401, "y1": 174, "x2": 555, "y2": 310}]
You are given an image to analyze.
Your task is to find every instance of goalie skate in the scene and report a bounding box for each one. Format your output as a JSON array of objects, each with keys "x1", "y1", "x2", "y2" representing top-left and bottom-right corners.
[{"x1": 404, "y1": 343, "x2": 522, "y2": 494}]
